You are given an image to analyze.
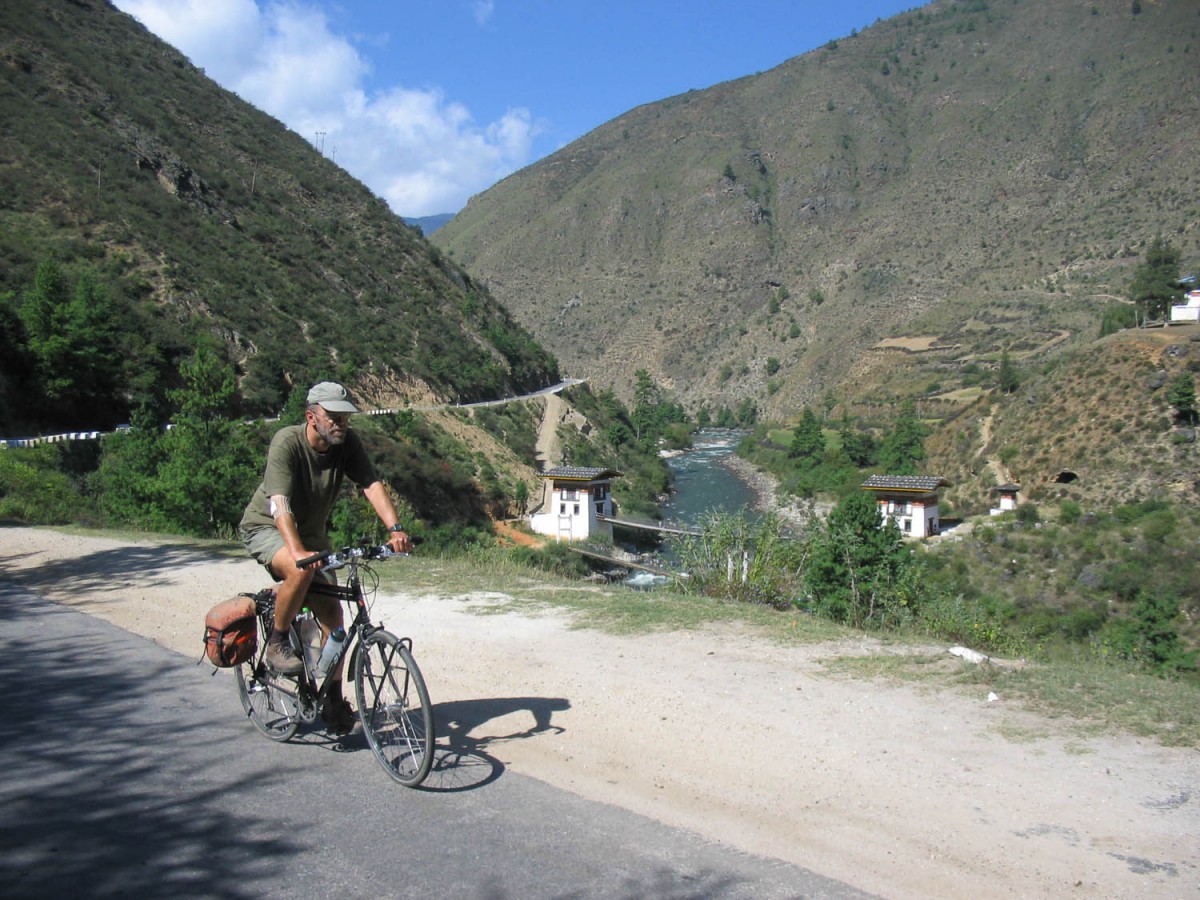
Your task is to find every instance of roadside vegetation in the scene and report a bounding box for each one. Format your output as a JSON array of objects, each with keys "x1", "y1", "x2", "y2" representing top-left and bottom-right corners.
[
  {"x1": 390, "y1": 538, "x2": 1200, "y2": 748},
  {"x1": 0, "y1": 360, "x2": 680, "y2": 554}
]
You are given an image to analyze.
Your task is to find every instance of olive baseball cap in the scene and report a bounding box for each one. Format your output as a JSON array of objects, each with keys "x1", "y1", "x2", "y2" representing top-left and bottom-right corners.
[{"x1": 306, "y1": 381, "x2": 359, "y2": 414}]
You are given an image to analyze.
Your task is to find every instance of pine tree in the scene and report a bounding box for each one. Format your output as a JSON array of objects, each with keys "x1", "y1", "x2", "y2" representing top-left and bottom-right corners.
[
  {"x1": 998, "y1": 351, "x2": 1021, "y2": 394},
  {"x1": 154, "y1": 345, "x2": 260, "y2": 535},
  {"x1": 18, "y1": 261, "x2": 122, "y2": 429},
  {"x1": 787, "y1": 408, "x2": 825, "y2": 467},
  {"x1": 802, "y1": 490, "x2": 917, "y2": 628},
  {"x1": 1168, "y1": 372, "x2": 1197, "y2": 424},
  {"x1": 1129, "y1": 236, "x2": 1182, "y2": 322},
  {"x1": 877, "y1": 400, "x2": 929, "y2": 474},
  {"x1": 838, "y1": 414, "x2": 877, "y2": 467}
]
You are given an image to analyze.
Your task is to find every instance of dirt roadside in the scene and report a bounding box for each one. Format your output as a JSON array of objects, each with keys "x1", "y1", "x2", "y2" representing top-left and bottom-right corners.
[{"x1": 1, "y1": 525, "x2": 1196, "y2": 898}]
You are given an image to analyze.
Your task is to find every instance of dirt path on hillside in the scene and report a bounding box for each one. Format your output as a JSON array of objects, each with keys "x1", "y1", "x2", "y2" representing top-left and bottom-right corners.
[
  {"x1": 535, "y1": 391, "x2": 564, "y2": 469},
  {"x1": 2, "y1": 526, "x2": 1196, "y2": 898},
  {"x1": 976, "y1": 405, "x2": 1015, "y2": 493}
]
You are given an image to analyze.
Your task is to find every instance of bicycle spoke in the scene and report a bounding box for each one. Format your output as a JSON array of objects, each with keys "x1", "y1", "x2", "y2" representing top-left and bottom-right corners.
[
  {"x1": 354, "y1": 631, "x2": 434, "y2": 787},
  {"x1": 237, "y1": 662, "x2": 300, "y2": 741}
]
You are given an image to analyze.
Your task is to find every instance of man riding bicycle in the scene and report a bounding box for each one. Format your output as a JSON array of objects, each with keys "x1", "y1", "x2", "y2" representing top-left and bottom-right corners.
[{"x1": 239, "y1": 381, "x2": 412, "y2": 734}]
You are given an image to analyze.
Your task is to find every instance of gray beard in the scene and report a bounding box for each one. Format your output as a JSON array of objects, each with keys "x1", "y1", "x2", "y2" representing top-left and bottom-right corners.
[{"x1": 314, "y1": 421, "x2": 347, "y2": 446}]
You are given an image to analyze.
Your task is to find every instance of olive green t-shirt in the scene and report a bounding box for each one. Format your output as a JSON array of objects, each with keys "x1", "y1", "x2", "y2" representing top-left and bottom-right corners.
[{"x1": 239, "y1": 424, "x2": 377, "y2": 550}]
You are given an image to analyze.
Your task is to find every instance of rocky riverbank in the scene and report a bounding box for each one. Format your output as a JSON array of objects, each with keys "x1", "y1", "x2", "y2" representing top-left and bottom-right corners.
[{"x1": 718, "y1": 453, "x2": 828, "y2": 529}]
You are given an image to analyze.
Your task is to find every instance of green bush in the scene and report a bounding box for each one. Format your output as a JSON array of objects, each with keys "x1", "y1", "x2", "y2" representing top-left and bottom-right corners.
[
  {"x1": 672, "y1": 510, "x2": 804, "y2": 608},
  {"x1": 1097, "y1": 591, "x2": 1196, "y2": 675},
  {"x1": 801, "y1": 491, "x2": 920, "y2": 628},
  {"x1": 1098, "y1": 303, "x2": 1137, "y2": 337},
  {"x1": 1141, "y1": 509, "x2": 1177, "y2": 543},
  {"x1": 1015, "y1": 502, "x2": 1040, "y2": 525},
  {"x1": 509, "y1": 541, "x2": 592, "y2": 578},
  {"x1": 915, "y1": 590, "x2": 1022, "y2": 654},
  {"x1": 0, "y1": 446, "x2": 89, "y2": 524}
]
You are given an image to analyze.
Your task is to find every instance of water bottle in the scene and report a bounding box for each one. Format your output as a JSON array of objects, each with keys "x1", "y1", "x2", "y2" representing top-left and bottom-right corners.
[
  {"x1": 315, "y1": 626, "x2": 347, "y2": 679},
  {"x1": 294, "y1": 610, "x2": 322, "y2": 671}
]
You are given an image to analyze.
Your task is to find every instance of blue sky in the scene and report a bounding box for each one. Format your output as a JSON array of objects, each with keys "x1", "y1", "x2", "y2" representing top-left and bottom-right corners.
[{"x1": 114, "y1": 1, "x2": 919, "y2": 217}]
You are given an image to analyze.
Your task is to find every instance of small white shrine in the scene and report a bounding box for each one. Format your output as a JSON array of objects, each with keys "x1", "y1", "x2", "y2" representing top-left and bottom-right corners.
[
  {"x1": 529, "y1": 466, "x2": 622, "y2": 542},
  {"x1": 990, "y1": 482, "x2": 1021, "y2": 516}
]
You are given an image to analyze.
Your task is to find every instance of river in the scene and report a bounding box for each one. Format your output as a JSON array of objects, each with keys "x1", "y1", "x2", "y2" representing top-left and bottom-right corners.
[
  {"x1": 624, "y1": 430, "x2": 760, "y2": 588},
  {"x1": 659, "y1": 430, "x2": 760, "y2": 530}
]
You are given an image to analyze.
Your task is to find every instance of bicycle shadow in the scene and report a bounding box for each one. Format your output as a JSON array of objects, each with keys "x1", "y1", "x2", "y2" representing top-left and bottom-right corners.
[
  {"x1": 259, "y1": 696, "x2": 570, "y2": 793},
  {"x1": 420, "y1": 696, "x2": 571, "y2": 793}
]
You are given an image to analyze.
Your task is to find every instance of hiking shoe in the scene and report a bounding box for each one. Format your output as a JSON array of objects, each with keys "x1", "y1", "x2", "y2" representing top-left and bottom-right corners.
[
  {"x1": 322, "y1": 694, "x2": 355, "y2": 735},
  {"x1": 265, "y1": 638, "x2": 304, "y2": 675}
]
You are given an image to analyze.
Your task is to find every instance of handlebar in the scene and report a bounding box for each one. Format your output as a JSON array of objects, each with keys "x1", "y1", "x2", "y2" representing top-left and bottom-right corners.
[{"x1": 296, "y1": 543, "x2": 401, "y2": 572}]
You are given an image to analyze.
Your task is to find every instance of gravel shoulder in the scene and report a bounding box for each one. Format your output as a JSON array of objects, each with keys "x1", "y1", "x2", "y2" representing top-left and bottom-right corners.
[{"x1": 2, "y1": 525, "x2": 1197, "y2": 898}]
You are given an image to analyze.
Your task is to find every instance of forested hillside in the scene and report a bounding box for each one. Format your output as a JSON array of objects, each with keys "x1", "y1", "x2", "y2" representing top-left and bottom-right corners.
[{"x1": 0, "y1": 0, "x2": 557, "y2": 437}]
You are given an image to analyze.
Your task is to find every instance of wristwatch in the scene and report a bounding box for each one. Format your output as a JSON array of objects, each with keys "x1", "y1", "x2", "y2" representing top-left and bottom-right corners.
[{"x1": 389, "y1": 523, "x2": 406, "y2": 533}]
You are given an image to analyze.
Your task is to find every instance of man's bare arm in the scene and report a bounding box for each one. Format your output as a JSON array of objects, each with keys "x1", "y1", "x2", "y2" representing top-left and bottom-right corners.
[{"x1": 362, "y1": 481, "x2": 413, "y2": 552}]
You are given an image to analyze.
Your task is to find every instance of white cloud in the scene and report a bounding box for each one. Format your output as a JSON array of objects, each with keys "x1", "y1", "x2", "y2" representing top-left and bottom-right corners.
[
  {"x1": 117, "y1": 0, "x2": 265, "y2": 85},
  {"x1": 472, "y1": 1, "x2": 495, "y2": 27},
  {"x1": 114, "y1": 0, "x2": 535, "y2": 215}
]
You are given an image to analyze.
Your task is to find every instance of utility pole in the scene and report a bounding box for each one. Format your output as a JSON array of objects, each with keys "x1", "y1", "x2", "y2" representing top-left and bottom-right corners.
[{"x1": 314, "y1": 131, "x2": 326, "y2": 155}]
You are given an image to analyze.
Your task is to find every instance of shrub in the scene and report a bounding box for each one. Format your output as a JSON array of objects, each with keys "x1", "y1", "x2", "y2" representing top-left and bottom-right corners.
[
  {"x1": 0, "y1": 446, "x2": 88, "y2": 524},
  {"x1": 917, "y1": 590, "x2": 1021, "y2": 654},
  {"x1": 1141, "y1": 509, "x2": 1177, "y2": 543},
  {"x1": 509, "y1": 541, "x2": 591, "y2": 578},
  {"x1": 1097, "y1": 591, "x2": 1196, "y2": 675},
  {"x1": 672, "y1": 510, "x2": 804, "y2": 608},
  {"x1": 801, "y1": 491, "x2": 920, "y2": 628},
  {"x1": 1016, "y1": 502, "x2": 1040, "y2": 525},
  {"x1": 1099, "y1": 303, "x2": 1136, "y2": 337}
]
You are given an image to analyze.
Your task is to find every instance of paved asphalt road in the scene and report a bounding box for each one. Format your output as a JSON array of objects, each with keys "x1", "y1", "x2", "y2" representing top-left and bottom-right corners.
[{"x1": 0, "y1": 583, "x2": 873, "y2": 899}]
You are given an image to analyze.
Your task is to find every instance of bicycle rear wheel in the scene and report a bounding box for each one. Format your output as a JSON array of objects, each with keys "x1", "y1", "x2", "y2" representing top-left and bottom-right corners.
[
  {"x1": 353, "y1": 630, "x2": 434, "y2": 787},
  {"x1": 236, "y1": 660, "x2": 300, "y2": 741}
]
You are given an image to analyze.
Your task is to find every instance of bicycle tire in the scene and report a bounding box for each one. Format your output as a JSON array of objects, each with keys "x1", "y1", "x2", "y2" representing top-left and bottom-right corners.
[
  {"x1": 236, "y1": 660, "x2": 301, "y2": 741},
  {"x1": 353, "y1": 630, "x2": 434, "y2": 787}
]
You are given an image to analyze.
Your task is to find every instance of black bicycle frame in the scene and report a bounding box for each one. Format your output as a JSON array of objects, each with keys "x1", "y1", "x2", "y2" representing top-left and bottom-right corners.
[{"x1": 302, "y1": 572, "x2": 382, "y2": 701}]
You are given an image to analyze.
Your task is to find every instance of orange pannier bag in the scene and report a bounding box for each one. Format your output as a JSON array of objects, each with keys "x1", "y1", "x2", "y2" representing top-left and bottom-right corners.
[{"x1": 202, "y1": 594, "x2": 258, "y2": 667}]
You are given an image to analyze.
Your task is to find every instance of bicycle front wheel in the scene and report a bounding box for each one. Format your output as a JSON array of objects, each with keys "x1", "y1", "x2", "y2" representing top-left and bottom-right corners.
[
  {"x1": 236, "y1": 660, "x2": 300, "y2": 742},
  {"x1": 353, "y1": 630, "x2": 434, "y2": 787}
]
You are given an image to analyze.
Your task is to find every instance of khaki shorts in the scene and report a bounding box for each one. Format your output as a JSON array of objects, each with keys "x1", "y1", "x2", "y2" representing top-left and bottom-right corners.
[{"x1": 241, "y1": 526, "x2": 333, "y2": 582}]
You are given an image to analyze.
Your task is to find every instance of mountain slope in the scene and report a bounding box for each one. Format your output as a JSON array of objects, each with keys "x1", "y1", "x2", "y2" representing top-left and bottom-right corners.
[
  {"x1": 435, "y1": 0, "x2": 1200, "y2": 417},
  {"x1": 0, "y1": 0, "x2": 557, "y2": 433},
  {"x1": 928, "y1": 323, "x2": 1200, "y2": 513}
]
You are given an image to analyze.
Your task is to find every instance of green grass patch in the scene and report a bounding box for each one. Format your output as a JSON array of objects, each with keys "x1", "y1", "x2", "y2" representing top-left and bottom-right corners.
[
  {"x1": 989, "y1": 722, "x2": 1052, "y2": 744},
  {"x1": 388, "y1": 549, "x2": 850, "y2": 638},
  {"x1": 819, "y1": 651, "x2": 950, "y2": 682},
  {"x1": 987, "y1": 655, "x2": 1200, "y2": 748},
  {"x1": 934, "y1": 386, "x2": 985, "y2": 403}
]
